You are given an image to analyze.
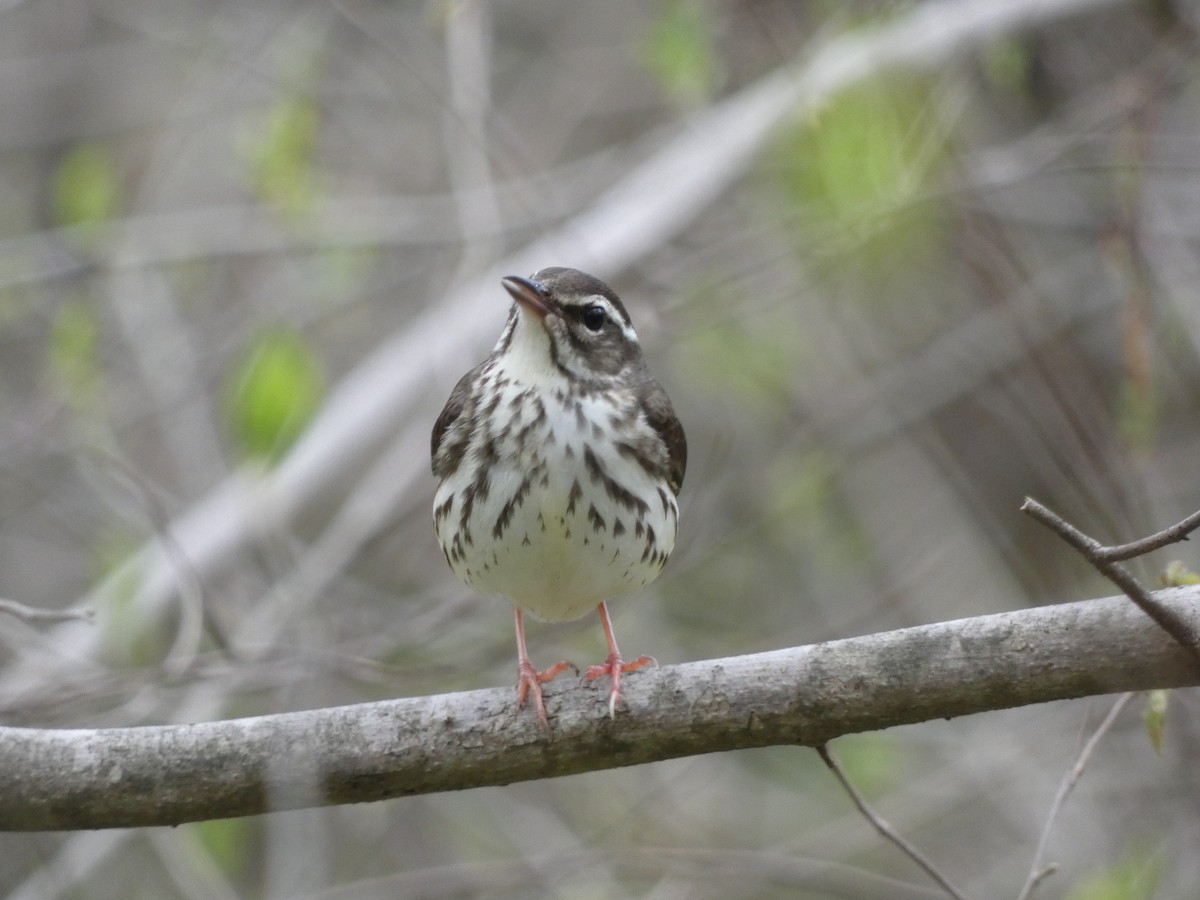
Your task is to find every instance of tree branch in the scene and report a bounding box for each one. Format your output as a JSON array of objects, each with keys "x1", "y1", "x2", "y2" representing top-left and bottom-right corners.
[
  {"x1": 1101, "y1": 510, "x2": 1200, "y2": 561},
  {"x1": 1021, "y1": 498, "x2": 1200, "y2": 661},
  {"x1": 1, "y1": 588, "x2": 1197, "y2": 831},
  {"x1": 818, "y1": 745, "x2": 970, "y2": 900},
  {"x1": 1015, "y1": 692, "x2": 1135, "y2": 900},
  {"x1": 0, "y1": 600, "x2": 93, "y2": 625}
]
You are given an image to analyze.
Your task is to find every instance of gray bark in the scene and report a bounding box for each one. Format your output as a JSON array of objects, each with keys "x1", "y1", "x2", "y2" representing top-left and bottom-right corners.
[{"x1": 2, "y1": 588, "x2": 1197, "y2": 831}]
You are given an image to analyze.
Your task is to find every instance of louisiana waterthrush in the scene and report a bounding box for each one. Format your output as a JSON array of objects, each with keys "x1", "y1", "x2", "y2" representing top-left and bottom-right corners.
[{"x1": 431, "y1": 267, "x2": 686, "y2": 725}]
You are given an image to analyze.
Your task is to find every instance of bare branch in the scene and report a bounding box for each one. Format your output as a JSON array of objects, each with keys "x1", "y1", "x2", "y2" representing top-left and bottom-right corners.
[
  {"x1": 818, "y1": 744, "x2": 969, "y2": 900},
  {"x1": 0, "y1": 600, "x2": 93, "y2": 626},
  {"x1": 1021, "y1": 498, "x2": 1200, "y2": 663},
  {"x1": 295, "y1": 846, "x2": 950, "y2": 899},
  {"x1": 1016, "y1": 692, "x2": 1135, "y2": 900},
  {"x1": 1, "y1": 588, "x2": 1196, "y2": 832},
  {"x1": 1097, "y1": 509, "x2": 1200, "y2": 562}
]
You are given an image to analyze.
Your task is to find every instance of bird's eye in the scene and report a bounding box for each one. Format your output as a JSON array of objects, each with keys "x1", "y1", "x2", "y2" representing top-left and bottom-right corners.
[{"x1": 582, "y1": 305, "x2": 607, "y2": 332}]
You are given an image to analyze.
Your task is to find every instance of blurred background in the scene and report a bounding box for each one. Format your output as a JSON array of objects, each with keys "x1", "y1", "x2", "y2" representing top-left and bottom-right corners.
[{"x1": 3, "y1": 0, "x2": 1200, "y2": 897}]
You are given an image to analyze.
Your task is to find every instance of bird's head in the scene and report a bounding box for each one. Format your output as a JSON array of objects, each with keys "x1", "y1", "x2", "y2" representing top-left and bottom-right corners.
[{"x1": 498, "y1": 267, "x2": 647, "y2": 389}]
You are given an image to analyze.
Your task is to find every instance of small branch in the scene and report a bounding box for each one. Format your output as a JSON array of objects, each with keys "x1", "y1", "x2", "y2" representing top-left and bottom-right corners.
[
  {"x1": 0, "y1": 599, "x2": 93, "y2": 626},
  {"x1": 290, "y1": 845, "x2": 952, "y2": 898},
  {"x1": 1015, "y1": 692, "x2": 1135, "y2": 900},
  {"x1": 93, "y1": 451, "x2": 231, "y2": 669},
  {"x1": 1021, "y1": 498, "x2": 1200, "y2": 664},
  {"x1": 1097, "y1": 508, "x2": 1200, "y2": 562},
  {"x1": 818, "y1": 744, "x2": 969, "y2": 900},
  {"x1": 1, "y1": 589, "x2": 1197, "y2": 831},
  {"x1": 1023, "y1": 864, "x2": 1059, "y2": 898}
]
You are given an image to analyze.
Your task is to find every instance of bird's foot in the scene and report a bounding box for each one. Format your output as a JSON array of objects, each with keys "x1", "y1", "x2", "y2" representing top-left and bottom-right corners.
[
  {"x1": 585, "y1": 652, "x2": 656, "y2": 718},
  {"x1": 517, "y1": 658, "x2": 575, "y2": 727}
]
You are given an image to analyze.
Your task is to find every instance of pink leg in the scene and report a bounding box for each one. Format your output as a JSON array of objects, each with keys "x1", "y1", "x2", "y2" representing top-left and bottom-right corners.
[
  {"x1": 584, "y1": 602, "x2": 656, "y2": 718},
  {"x1": 514, "y1": 608, "x2": 572, "y2": 727}
]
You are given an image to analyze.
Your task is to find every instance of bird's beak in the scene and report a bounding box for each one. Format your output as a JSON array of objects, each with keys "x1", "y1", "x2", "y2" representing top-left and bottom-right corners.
[{"x1": 501, "y1": 275, "x2": 555, "y2": 320}]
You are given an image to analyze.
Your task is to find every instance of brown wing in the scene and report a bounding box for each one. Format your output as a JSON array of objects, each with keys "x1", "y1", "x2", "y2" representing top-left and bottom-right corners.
[
  {"x1": 639, "y1": 379, "x2": 686, "y2": 496},
  {"x1": 430, "y1": 364, "x2": 482, "y2": 477}
]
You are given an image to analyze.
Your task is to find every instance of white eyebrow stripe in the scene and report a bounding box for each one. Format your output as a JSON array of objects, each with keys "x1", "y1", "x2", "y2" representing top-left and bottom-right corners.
[{"x1": 588, "y1": 296, "x2": 640, "y2": 343}]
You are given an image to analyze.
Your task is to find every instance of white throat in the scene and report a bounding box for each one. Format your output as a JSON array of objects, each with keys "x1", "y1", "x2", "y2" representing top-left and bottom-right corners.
[{"x1": 498, "y1": 310, "x2": 561, "y2": 387}]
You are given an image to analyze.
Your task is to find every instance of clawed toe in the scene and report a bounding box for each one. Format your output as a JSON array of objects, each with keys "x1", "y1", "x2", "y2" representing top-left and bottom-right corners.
[
  {"x1": 585, "y1": 652, "x2": 655, "y2": 718},
  {"x1": 516, "y1": 658, "x2": 574, "y2": 727}
]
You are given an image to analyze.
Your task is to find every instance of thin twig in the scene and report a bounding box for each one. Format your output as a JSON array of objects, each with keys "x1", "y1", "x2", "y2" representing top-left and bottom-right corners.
[
  {"x1": 1023, "y1": 864, "x2": 1059, "y2": 898},
  {"x1": 1015, "y1": 692, "x2": 1135, "y2": 900},
  {"x1": 94, "y1": 450, "x2": 233, "y2": 665},
  {"x1": 1021, "y1": 498, "x2": 1200, "y2": 664},
  {"x1": 1097, "y1": 508, "x2": 1200, "y2": 562},
  {"x1": 0, "y1": 599, "x2": 94, "y2": 625},
  {"x1": 817, "y1": 744, "x2": 970, "y2": 900}
]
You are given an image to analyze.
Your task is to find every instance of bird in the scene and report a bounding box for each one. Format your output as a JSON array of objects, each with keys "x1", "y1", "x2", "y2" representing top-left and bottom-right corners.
[{"x1": 431, "y1": 267, "x2": 686, "y2": 725}]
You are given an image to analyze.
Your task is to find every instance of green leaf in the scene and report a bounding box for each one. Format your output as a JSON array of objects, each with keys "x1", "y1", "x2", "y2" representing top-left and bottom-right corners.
[
  {"x1": 766, "y1": 77, "x2": 947, "y2": 276},
  {"x1": 226, "y1": 328, "x2": 323, "y2": 464},
  {"x1": 53, "y1": 143, "x2": 120, "y2": 232},
  {"x1": 192, "y1": 818, "x2": 254, "y2": 879},
  {"x1": 48, "y1": 300, "x2": 103, "y2": 408},
  {"x1": 1144, "y1": 689, "x2": 1168, "y2": 754},
  {"x1": 1157, "y1": 561, "x2": 1200, "y2": 587},
  {"x1": 639, "y1": 0, "x2": 715, "y2": 105},
  {"x1": 828, "y1": 734, "x2": 898, "y2": 799},
  {"x1": 247, "y1": 96, "x2": 321, "y2": 218},
  {"x1": 1064, "y1": 848, "x2": 1163, "y2": 900}
]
